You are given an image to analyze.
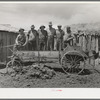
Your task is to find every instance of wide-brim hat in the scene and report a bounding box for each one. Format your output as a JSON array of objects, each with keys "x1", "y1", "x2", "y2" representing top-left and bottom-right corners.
[
  {"x1": 31, "y1": 25, "x2": 35, "y2": 28},
  {"x1": 57, "y1": 25, "x2": 62, "y2": 27},
  {"x1": 19, "y1": 28, "x2": 24, "y2": 32},
  {"x1": 48, "y1": 22, "x2": 53, "y2": 25},
  {"x1": 40, "y1": 25, "x2": 45, "y2": 29}
]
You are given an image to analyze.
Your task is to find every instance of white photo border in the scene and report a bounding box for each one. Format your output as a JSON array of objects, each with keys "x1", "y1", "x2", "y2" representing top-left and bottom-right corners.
[{"x1": 0, "y1": 1, "x2": 100, "y2": 99}]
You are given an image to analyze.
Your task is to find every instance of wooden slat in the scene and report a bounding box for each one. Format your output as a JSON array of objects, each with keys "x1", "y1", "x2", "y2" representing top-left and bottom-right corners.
[
  {"x1": 10, "y1": 33, "x2": 14, "y2": 51},
  {"x1": 79, "y1": 34, "x2": 83, "y2": 48},
  {"x1": 0, "y1": 32, "x2": 3, "y2": 62},
  {"x1": 16, "y1": 51, "x2": 59, "y2": 62},
  {"x1": 0, "y1": 32, "x2": 1, "y2": 61},
  {"x1": 82, "y1": 35, "x2": 86, "y2": 52},
  {"x1": 90, "y1": 34, "x2": 96, "y2": 66},
  {"x1": 6, "y1": 33, "x2": 12, "y2": 62},
  {"x1": 17, "y1": 51, "x2": 59, "y2": 58},
  {"x1": 95, "y1": 35, "x2": 99, "y2": 66},
  {"x1": 91, "y1": 35, "x2": 96, "y2": 51},
  {"x1": 96, "y1": 36, "x2": 99, "y2": 53},
  {"x1": 87, "y1": 34, "x2": 91, "y2": 51},
  {"x1": 5, "y1": 32, "x2": 7, "y2": 62},
  {"x1": 98, "y1": 35, "x2": 100, "y2": 51},
  {"x1": 2, "y1": 31, "x2": 7, "y2": 62}
]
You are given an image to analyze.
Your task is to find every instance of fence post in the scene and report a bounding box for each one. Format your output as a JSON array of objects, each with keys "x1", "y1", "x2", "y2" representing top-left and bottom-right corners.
[
  {"x1": 88, "y1": 34, "x2": 92, "y2": 64},
  {"x1": 90, "y1": 32, "x2": 95, "y2": 66},
  {"x1": 79, "y1": 31, "x2": 83, "y2": 48},
  {"x1": 95, "y1": 33, "x2": 99, "y2": 66},
  {"x1": 82, "y1": 32, "x2": 87, "y2": 52}
]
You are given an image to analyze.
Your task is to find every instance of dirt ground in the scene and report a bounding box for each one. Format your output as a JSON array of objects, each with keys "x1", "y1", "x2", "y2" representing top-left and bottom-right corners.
[{"x1": 0, "y1": 62, "x2": 100, "y2": 88}]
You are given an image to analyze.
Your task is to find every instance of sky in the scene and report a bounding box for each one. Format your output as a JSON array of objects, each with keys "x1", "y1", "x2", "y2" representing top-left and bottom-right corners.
[{"x1": 0, "y1": 2, "x2": 100, "y2": 30}]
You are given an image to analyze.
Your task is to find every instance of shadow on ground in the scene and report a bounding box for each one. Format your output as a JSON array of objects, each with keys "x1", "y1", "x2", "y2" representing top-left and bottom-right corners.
[
  {"x1": 53, "y1": 67, "x2": 92, "y2": 75},
  {"x1": 0, "y1": 64, "x2": 6, "y2": 69}
]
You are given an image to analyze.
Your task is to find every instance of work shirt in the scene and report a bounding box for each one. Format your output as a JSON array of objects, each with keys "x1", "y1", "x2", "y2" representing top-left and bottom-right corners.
[
  {"x1": 16, "y1": 34, "x2": 26, "y2": 46},
  {"x1": 46, "y1": 27, "x2": 56, "y2": 50},
  {"x1": 64, "y1": 33, "x2": 74, "y2": 41},
  {"x1": 47, "y1": 28, "x2": 56, "y2": 38},
  {"x1": 28, "y1": 30, "x2": 39, "y2": 41},
  {"x1": 38, "y1": 29, "x2": 48, "y2": 40},
  {"x1": 56, "y1": 29, "x2": 65, "y2": 40}
]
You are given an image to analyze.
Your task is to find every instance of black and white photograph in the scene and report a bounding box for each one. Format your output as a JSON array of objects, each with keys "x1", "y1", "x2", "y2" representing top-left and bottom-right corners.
[{"x1": 0, "y1": 1, "x2": 100, "y2": 88}]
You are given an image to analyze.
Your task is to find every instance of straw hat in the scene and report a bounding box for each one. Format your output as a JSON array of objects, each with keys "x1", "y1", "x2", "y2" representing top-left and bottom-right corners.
[{"x1": 40, "y1": 25, "x2": 45, "y2": 29}]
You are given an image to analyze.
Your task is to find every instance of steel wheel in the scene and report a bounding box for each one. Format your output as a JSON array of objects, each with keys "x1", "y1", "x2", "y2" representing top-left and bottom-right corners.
[
  {"x1": 6, "y1": 60, "x2": 22, "y2": 74},
  {"x1": 61, "y1": 51, "x2": 85, "y2": 74}
]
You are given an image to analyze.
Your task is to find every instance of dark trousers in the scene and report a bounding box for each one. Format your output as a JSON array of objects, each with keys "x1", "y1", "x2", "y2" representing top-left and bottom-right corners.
[
  {"x1": 56, "y1": 39, "x2": 61, "y2": 51},
  {"x1": 56, "y1": 39, "x2": 63, "y2": 51},
  {"x1": 39, "y1": 39, "x2": 47, "y2": 51},
  {"x1": 39, "y1": 42, "x2": 45, "y2": 51},
  {"x1": 28, "y1": 39, "x2": 38, "y2": 51},
  {"x1": 48, "y1": 37, "x2": 54, "y2": 51}
]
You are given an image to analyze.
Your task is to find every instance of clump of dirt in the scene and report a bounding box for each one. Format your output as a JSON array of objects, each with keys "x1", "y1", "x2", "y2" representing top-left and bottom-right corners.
[
  {"x1": 12, "y1": 64, "x2": 56, "y2": 80},
  {"x1": 5, "y1": 64, "x2": 56, "y2": 88}
]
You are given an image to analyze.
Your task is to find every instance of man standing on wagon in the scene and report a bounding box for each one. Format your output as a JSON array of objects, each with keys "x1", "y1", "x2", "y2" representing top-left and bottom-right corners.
[
  {"x1": 47, "y1": 22, "x2": 56, "y2": 51},
  {"x1": 64, "y1": 26, "x2": 74, "y2": 47},
  {"x1": 38, "y1": 25, "x2": 48, "y2": 51},
  {"x1": 27, "y1": 25, "x2": 39, "y2": 50},
  {"x1": 56, "y1": 25, "x2": 65, "y2": 50}
]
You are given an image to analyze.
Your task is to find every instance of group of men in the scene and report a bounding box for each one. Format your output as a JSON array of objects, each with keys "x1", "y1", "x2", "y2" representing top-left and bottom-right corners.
[{"x1": 14, "y1": 22, "x2": 73, "y2": 51}]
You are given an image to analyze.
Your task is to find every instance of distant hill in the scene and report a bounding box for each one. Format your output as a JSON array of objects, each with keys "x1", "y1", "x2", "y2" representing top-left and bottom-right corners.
[{"x1": 64, "y1": 22, "x2": 100, "y2": 34}]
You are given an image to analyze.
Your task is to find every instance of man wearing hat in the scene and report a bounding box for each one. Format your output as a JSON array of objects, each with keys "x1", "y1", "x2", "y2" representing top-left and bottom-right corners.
[
  {"x1": 64, "y1": 26, "x2": 74, "y2": 47},
  {"x1": 13, "y1": 28, "x2": 27, "y2": 51},
  {"x1": 27, "y1": 25, "x2": 39, "y2": 50},
  {"x1": 47, "y1": 22, "x2": 56, "y2": 51},
  {"x1": 56, "y1": 25, "x2": 65, "y2": 50},
  {"x1": 38, "y1": 25, "x2": 48, "y2": 50}
]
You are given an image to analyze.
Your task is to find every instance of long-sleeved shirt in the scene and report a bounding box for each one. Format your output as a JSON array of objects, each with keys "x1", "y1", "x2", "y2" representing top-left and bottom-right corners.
[
  {"x1": 38, "y1": 29, "x2": 48, "y2": 40},
  {"x1": 56, "y1": 29, "x2": 65, "y2": 40},
  {"x1": 28, "y1": 30, "x2": 39, "y2": 41},
  {"x1": 15, "y1": 34, "x2": 26, "y2": 45},
  {"x1": 47, "y1": 27, "x2": 56, "y2": 38}
]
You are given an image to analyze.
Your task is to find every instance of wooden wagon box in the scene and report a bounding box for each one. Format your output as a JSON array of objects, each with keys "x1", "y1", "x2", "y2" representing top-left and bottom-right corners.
[{"x1": 16, "y1": 51, "x2": 60, "y2": 62}]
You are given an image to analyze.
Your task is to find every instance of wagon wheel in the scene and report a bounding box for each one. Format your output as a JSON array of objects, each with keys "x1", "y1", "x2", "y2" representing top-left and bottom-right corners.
[
  {"x1": 6, "y1": 60, "x2": 22, "y2": 74},
  {"x1": 61, "y1": 51, "x2": 85, "y2": 75}
]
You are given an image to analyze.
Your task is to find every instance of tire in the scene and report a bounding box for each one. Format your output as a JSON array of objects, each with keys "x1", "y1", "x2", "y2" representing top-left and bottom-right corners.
[
  {"x1": 61, "y1": 51, "x2": 85, "y2": 75},
  {"x1": 6, "y1": 60, "x2": 22, "y2": 74}
]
